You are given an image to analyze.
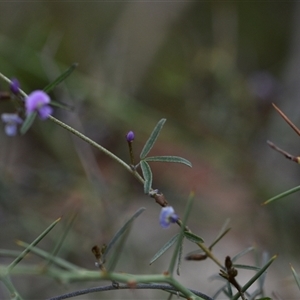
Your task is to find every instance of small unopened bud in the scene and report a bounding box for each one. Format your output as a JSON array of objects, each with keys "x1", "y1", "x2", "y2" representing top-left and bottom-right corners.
[
  {"x1": 126, "y1": 131, "x2": 135, "y2": 142},
  {"x1": 10, "y1": 78, "x2": 20, "y2": 95}
]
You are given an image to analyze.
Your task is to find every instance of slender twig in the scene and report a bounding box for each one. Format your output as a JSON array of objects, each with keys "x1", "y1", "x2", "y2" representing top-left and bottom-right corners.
[
  {"x1": 272, "y1": 103, "x2": 300, "y2": 136},
  {"x1": 47, "y1": 283, "x2": 213, "y2": 300},
  {"x1": 267, "y1": 140, "x2": 300, "y2": 163}
]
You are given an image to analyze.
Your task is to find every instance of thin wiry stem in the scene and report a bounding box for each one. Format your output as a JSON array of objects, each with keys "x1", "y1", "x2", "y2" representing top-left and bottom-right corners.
[
  {"x1": 47, "y1": 283, "x2": 213, "y2": 300},
  {"x1": 267, "y1": 140, "x2": 300, "y2": 163},
  {"x1": 272, "y1": 103, "x2": 300, "y2": 136},
  {"x1": 0, "y1": 70, "x2": 223, "y2": 273}
]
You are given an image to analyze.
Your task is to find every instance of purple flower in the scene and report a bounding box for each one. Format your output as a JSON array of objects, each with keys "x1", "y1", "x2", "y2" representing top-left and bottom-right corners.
[
  {"x1": 25, "y1": 90, "x2": 53, "y2": 120},
  {"x1": 126, "y1": 131, "x2": 135, "y2": 142},
  {"x1": 159, "y1": 206, "x2": 179, "y2": 228},
  {"x1": 1, "y1": 113, "x2": 23, "y2": 136},
  {"x1": 10, "y1": 78, "x2": 20, "y2": 95}
]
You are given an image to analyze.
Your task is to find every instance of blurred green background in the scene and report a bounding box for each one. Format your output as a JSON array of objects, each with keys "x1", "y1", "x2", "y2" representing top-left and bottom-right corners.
[{"x1": 1, "y1": 1, "x2": 300, "y2": 299}]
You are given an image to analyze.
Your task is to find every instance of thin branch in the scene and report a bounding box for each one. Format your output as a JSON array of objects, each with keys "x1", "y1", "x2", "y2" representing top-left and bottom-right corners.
[
  {"x1": 272, "y1": 103, "x2": 300, "y2": 136},
  {"x1": 267, "y1": 140, "x2": 300, "y2": 163},
  {"x1": 47, "y1": 283, "x2": 213, "y2": 300}
]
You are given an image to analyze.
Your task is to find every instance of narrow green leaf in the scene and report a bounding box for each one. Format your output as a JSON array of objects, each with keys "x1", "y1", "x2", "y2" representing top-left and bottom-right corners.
[
  {"x1": 233, "y1": 264, "x2": 260, "y2": 271},
  {"x1": 209, "y1": 228, "x2": 231, "y2": 249},
  {"x1": 0, "y1": 249, "x2": 22, "y2": 258},
  {"x1": 263, "y1": 185, "x2": 300, "y2": 205},
  {"x1": 291, "y1": 264, "x2": 300, "y2": 291},
  {"x1": 20, "y1": 112, "x2": 37, "y2": 135},
  {"x1": 231, "y1": 255, "x2": 277, "y2": 300},
  {"x1": 43, "y1": 63, "x2": 78, "y2": 93},
  {"x1": 212, "y1": 284, "x2": 227, "y2": 299},
  {"x1": 7, "y1": 217, "x2": 61, "y2": 272},
  {"x1": 102, "y1": 207, "x2": 145, "y2": 261},
  {"x1": 257, "y1": 251, "x2": 269, "y2": 290},
  {"x1": 231, "y1": 246, "x2": 254, "y2": 262},
  {"x1": 140, "y1": 160, "x2": 152, "y2": 194},
  {"x1": 44, "y1": 212, "x2": 77, "y2": 268},
  {"x1": 176, "y1": 239, "x2": 183, "y2": 276},
  {"x1": 184, "y1": 231, "x2": 204, "y2": 244},
  {"x1": 209, "y1": 219, "x2": 231, "y2": 249},
  {"x1": 140, "y1": 118, "x2": 166, "y2": 159},
  {"x1": 106, "y1": 223, "x2": 131, "y2": 272},
  {"x1": 150, "y1": 234, "x2": 179, "y2": 265},
  {"x1": 16, "y1": 241, "x2": 79, "y2": 271},
  {"x1": 50, "y1": 100, "x2": 73, "y2": 111},
  {"x1": 168, "y1": 192, "x2": 194, "y2": 275},
  {"x1": 145, "y1": 156, "x2": 192, "y2": 168},
  {"x1": 226, "y1": 282, "x2": 233, "y2": 297}
]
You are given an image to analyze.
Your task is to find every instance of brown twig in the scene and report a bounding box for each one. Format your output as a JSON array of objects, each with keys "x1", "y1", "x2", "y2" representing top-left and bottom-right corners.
[
  {"x1": 272, "y1": 103, "x2": 300, "y2": 136},
  {"x1": 219, "y1": 256, "x2": 246, "y2": 300},
  {"x1": 267, "y1": 140, "x2": 300, "y2": 163}
]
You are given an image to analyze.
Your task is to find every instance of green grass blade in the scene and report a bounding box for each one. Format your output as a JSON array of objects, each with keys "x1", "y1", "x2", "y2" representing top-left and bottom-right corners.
[
  {"x1": 209, "y1": 218, "x2": 231, "y2": 249},
  {"x1": 233, "y1": 264, "x2": 260, "y2": 271},
  {"x1": 290, "y1": 264, "x2": 300, "y2": 291},
  {"x1": 106, "y1": 223, "x2": 132, "y2": 272},
  {"x1": 7, "y1": 217, "x2": 61, "y2": 272},
  {"x1": 44, "y1": 212, "x2": 77, "y2": 268},
  {"x1": 140, "y1": 160, "x2": 152, "y2": 194},
  {"x1": 209, "y1": 228, "x2": 231, "y2": 249},
  {"x1": 43, "y1": 63, "x2": 78, "y2": 93},
  {"x1": 140, "y1": 119, "x2": 166, "y2": 159},
  {"x1": 257, "y1": 251, "x2": 269, "y2": 291},
  {"x1": 149, "y1": 233, "x2": 179, "y2": 265},
  {"x1": 168, "y1": 192, "x2": 194, "y2": 275},
  {"x1": 102, "y1": 207, "x2": 145, "y2": 262},
  {"x1": 0, "y1": 249, "x2": 23, "y2": 258},
  {"x1": 20, "y1": 111, "x2": 37, "y2": 135},
  {"x1": 50, "y1": 100, "x2": 73, "y2": 111},
  {"x1": 145, "y1": 156, "x2": 192, "y2": 168},
  {"x1": 184, "y1": 231, "x2": 204, "y2": 244},
  {"x1": 263, "y1": 185, "x2": 300, "y2": 205},
  {"x1": 231, "y1": 246, "x2": 254, "y2": 262},
  {"x1": 231, "y1": 255, "x2": 277, "y2": 300},
  {"x1": 176, "y1": 239, "x2": 183, "y2": 276},
  {"x1": 212, "y1": 284, "x2": 227, "y2": 299},
  {"x1": 16, "y1": 241, "x2": 80, "y2": 271}
]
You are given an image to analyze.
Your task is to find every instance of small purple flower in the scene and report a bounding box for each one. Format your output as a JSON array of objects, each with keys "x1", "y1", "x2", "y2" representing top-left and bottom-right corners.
[
  {"x1": 10, "y1": 78, "x2": 20, "y2": 95},
  {"x1": 1, "y1": 113, "x2": 23, "y2": 136},
  {"x1": 126, "y1": 131, "x2": 135, "y2": 142},
  {"x1": 25, "y1": 90, "x2": 53, "y2": 120},
  {"x1": 159, "y1": 206, "x2": 179, "y2": 228}
]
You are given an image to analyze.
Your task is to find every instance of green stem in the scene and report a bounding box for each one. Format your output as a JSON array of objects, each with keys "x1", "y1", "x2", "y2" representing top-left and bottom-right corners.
[
  {"x1": 7, "y1": 266, "x2": 203, "y2": 300},
  {"x1": 49, "y1": 116, "x2": 131, "y2": 172},
  {"x1": 177, "y1": 219, "x2": 223, "y2": 269},
  {"x1": 0, "y1": 71, "x2": 223, "y2": 271},
  {"x1": 1, "y1": 275, "x2": 23, "y2": 300}
]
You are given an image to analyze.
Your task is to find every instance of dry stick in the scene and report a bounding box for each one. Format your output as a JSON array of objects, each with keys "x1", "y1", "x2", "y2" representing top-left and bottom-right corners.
[
  {"x1": 267, "y1": 141, "x2": 300, "y2": 163},
  {"x1": 272, "y1": 103, "x2": 300, "y2": 136},
  {"x1": 269, "y1": 103, "x2": 300, "y2": 163}
]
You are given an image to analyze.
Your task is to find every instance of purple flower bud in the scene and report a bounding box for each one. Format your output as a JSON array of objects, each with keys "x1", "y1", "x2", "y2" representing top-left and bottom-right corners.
[
  {"x1": 159, "y1": 206, "x2": 179, "y2": 228},
  {"x1": 25, "y1": 90, "x2": 53, "y2": 120},
  {"x1": 10, "y1": 78, "x2": 20, "y2": 95},
  {"x1": 126, "y1": 131, "x2": 135, "y2": 142},
  {"x1": 1, "y1": 113, "x2": 23, "y2": 136}
]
